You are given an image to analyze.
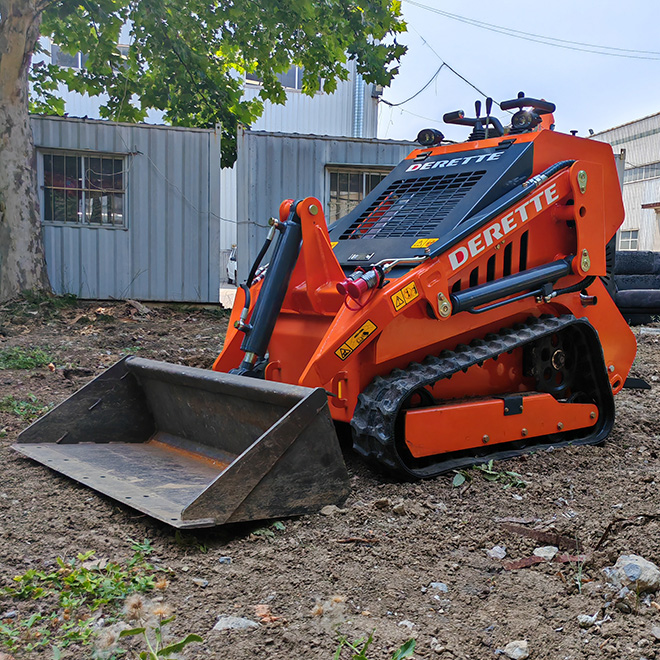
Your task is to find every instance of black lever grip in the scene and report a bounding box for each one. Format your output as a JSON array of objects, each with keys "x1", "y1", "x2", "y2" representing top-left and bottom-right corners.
[
  {"x1": 443, "y1": 110, "x2": 474, "y2": 126},
  {"x1": 500, "y1": 96, "x2": 556, "y2": 114}
]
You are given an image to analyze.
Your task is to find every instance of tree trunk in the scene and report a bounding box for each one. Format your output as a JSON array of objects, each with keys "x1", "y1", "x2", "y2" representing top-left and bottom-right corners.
[{"x1": 0, "y1": 1, "x2": 50, "y2": 302}]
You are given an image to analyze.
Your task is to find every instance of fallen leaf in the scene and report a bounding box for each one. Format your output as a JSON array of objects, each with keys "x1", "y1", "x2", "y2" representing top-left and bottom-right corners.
[
  {"x1": 501, "y1": 523, "x2": 579, "y2": 550},
  {"x1": 255, "y1": 604, "x2": 280, "y2": 623}
]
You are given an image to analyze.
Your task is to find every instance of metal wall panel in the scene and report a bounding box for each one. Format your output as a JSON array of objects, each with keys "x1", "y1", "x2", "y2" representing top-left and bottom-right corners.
[
  {"x1": 592, "y1": 113, "x2": 660, "y2": 251},
  {"x1": 31, "y1": 116, "x2": 222, "y2": 302},
  {"x1": 235, "y1": 131, "x2": 415, "y2": 282},
  {"x1": 245, "y1": 62, "x2": 378, "y2": 138}
]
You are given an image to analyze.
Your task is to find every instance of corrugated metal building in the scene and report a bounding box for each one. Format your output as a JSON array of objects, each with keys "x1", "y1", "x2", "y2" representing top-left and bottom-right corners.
[
  {"x1": 245, "y1": 61, "x2": 379, "y2": 139},
  {"x1": 592, "y1": 113, "x2": 660, "y2": 251},
  {"x1": 233, "y1": 130, "x2": 414, "y2": 283},
  {"x1": 31, "y1": 116, "x2": 415, "y2": 300},
  {"x1": 32, "y1": 116, "x2": 222, "y2": 302}
]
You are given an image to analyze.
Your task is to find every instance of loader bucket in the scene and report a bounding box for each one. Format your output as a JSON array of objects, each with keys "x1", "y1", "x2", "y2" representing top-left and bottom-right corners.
[{"x1": 13, "y1": 357, "x2": 350, "y2": 528}]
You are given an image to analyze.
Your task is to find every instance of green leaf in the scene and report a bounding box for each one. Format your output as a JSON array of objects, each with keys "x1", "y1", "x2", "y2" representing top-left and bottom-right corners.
[
  {"x1": 272, "y1": 521, "x2": 286, "y2": 531},
  {"x1": 452, "y1": 472, "x2": 466, "y2": 487},
  {"x1": 33, "y1": 0, "x2": 407, "y2": 168},
  {"x1": 119, "y1": 627, "x2": 147, "y2": 638},
  {"x1": 392, "y1": 638, "x2": 416, "y2": 660},
  {"x1": 52, "y1": 646, "x2": 62, "y2": 660},
  {"x1": 158, "y1": 633, "x2": 204, "y2": 656}
]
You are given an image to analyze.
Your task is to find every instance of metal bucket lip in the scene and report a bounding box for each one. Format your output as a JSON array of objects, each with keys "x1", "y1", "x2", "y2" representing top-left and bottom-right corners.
[{"x1": 125, "y1": 356, "x2": 319, "y2": 406}]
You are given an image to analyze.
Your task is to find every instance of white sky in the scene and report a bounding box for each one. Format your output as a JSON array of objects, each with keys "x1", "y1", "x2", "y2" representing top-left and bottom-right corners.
[{"x1": 377, "y1": 0, "x2": 660, "y2": 142}]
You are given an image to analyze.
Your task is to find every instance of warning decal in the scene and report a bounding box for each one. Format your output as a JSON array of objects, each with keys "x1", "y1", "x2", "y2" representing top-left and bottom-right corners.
[
  {"x1": 330, "y1": 241, "x2": 338, "y2": 248},
  {"x1": 390, "y1": 282, "x2": 419, "y2": 312},
  {"x1": 335, "y1": 320, "x2": 378, "y2": 361},
  {"x1": 411, "y1": 238, "x2": 439, "y2": 249}
]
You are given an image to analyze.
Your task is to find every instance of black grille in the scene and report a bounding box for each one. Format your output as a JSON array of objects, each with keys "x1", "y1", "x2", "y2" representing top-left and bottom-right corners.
[{"x1": 340, "y1": 170, "x2": 486, "y2": 240}]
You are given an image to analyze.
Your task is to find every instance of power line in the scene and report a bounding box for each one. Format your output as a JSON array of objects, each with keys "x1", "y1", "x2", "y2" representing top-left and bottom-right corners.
[
  {"x1": 380, "y1": 63, "x2": 444, "y2": 107},
  {"x1": 383, "y1": 24, "x2": 513, "y2": 114},
  {"x1": 404, "y1": 0, "x2": 660, "y2": 61}
]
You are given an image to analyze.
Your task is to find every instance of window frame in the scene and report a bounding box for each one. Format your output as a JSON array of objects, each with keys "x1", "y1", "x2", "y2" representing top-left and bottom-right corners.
[
  {"x1": 325, "y1": 165, "x2": 392, "y2": 224},
  {"x1": 39, "y1": 149, "x2": 129, "y2": 230},
  {"x1": 618, "y1": 229, "x2": 639, "y2": 251},
  {"x1": 50, "y1": 41, "x2": 85, "y2": 69},
  {"x1": 245, "y1": 65, "x2": 320, "y2": 93}
]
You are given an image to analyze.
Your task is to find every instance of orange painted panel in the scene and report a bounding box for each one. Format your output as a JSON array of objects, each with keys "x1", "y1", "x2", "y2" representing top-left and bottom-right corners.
[{"x1": 405, "y1": 393, "x2": 598, "y2": 458}]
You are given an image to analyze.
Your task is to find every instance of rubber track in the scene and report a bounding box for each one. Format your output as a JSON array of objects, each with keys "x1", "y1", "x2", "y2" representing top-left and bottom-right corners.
[{"x1": 351, "y1": 314, "x2": 587, "y2": 479}]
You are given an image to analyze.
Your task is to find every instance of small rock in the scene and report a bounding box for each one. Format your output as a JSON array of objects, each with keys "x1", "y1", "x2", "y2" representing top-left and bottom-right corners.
[
  {"x1": 651, "y1": 625, "x2": 660, "y2": 641},
  {"x1": 192, "y1": 578, "x2": 209, "y2": 588},
  {"x1": 218, "y1": 556, "x2": 232, "y2": 565},
  {"x1": 487, "y1": 545, "x2": 507, "y2": 560},
  {"x1": 320, "y1": 505, "x2": 341, "y2": 516},
  {"x1": 0, "y1": 611, "x2": 18, "y2": 620},
  {"x1": 503, "y1": 639, "x2": 529, "y2": 660},
  {"x1": 511, "y1": 494, "x2": 523, "y2": 501},
  {"x1": 398, "y1": 619, "x2": 415, "y2": 629},
  {"x1": 429, "y1": 582, "x2": 449, "y2": 593},
  {"x1": 607, "y1": 555, "x2": 660, "y2": 593},
  {"x1": 407, "y1": 501, "x2": 427, "y2": 517},
  {"x1": 533, "y1": 545, "x2": 559, "y2": 561},
  {"x1": 615, "y1": 600, "x2": 632, "y2": 614},
  {"x1": 577, "y1": 613, "x2": 598, "y2": 628},
  {"x1": 373, "y1": 498, "x2": 391, "y2": 510},
  {"x1": 213, "y1": 616, "x2": 259, "y2": 631},
  {"x1": 392, "y1": 502, "x2": 407, "y2": 516}
]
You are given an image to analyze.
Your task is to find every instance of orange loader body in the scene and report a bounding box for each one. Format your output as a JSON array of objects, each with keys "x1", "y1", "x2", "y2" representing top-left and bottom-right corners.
[{"x1": 215, "y1": 102, "x2": 635, "y2": 478}]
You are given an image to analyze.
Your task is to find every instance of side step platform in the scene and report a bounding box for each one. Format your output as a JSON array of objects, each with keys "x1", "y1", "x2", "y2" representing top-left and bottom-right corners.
[{"x1": 13, "y1": 357, "x2": 350, "y2": 528}]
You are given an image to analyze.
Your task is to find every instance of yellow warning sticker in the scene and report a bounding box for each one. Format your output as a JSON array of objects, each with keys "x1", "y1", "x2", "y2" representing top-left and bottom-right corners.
[
  {"x1": 335, "y1": 320, "x2": 378, "y2": 361},
  {"x1": 390, "y1": 282, "x2": 419, "y2": 312},
  {"x1": 411, "y1": 238, "x2": 439, "y2": 249},
  {"x1": 330, "y1": 241, "x2": 338, "y2": 249}
]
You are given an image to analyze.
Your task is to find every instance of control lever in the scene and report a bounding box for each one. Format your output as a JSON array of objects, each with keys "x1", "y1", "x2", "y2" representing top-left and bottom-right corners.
[{"x1": 485, "y1": 97, "x2": 493, "y2": 139}]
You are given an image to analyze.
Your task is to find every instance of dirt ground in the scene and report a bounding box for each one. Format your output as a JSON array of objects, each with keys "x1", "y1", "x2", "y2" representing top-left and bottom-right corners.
[{"x1": 0, "y1": 297, "x2": 659, "y2": 660}]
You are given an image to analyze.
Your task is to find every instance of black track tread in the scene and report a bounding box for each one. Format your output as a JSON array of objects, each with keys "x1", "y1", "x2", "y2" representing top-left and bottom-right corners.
[{"x1": 351, "y1": 314, "x2": 587, "y2": 479}]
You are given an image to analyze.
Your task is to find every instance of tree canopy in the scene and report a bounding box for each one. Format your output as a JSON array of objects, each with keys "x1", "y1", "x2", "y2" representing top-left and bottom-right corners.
[{"x1": 30, "y1": 0, "x2": 407, "y2": 166}]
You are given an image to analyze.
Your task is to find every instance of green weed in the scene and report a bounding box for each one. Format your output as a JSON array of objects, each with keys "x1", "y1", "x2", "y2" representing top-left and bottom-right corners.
[
  {"x1": 474, "y1": 460, "x2": 526, "y2": 488},
  {"x1": 0, "y1": 542, "x2": 163, "y2": 655},
  {"x1": 0, "y1": 394, "x2": 52, "y2": 421},
  {"x1": 0, "y1": 346, "x2": 52, "y2": 370},
  {"x1": 117, "y1": 599, "x2": 202, "y2": 659},
  {"x1": 334, "y1": 633, "x2": 415, "y2": 660},
  {"x1": 21, "y1": 291, "x2": 78, "y2": 309},
  {"x1": 452, "y1": 460, "x2": 526, "y2": 489}
]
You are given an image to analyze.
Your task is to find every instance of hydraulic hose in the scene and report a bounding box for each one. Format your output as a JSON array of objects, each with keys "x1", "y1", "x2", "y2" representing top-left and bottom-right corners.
[{"x1": 236, "y1": 224, "x2": 279, "y2": 328}]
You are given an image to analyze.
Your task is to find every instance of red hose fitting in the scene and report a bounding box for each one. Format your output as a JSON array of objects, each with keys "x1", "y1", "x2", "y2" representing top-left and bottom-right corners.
[{"x1": 337, "y1": 268, "x2": 381, "y2": 300}]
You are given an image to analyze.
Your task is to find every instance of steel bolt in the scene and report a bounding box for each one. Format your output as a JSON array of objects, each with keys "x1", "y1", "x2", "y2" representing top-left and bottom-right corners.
[
  {"x1": 521, "y1": 428, "x2": 528, "y2": 437},
  {"x1": 557, "y1": 422, "x2": 564, "y2": 430},
  {"x1": 308, "y1": 204, "x2": 319, "y2": 216},
  {"x1": 590, "y1": 411, "x2": 596, "y2": 419},
  {"x1": 482, "y1": 434, "x2": 489, "y2": 444},
  {"x1": 608, "y1": 364, "x2": 615, "y2": 372}
]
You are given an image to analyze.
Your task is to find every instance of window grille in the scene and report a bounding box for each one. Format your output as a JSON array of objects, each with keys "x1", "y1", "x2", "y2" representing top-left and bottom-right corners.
[
  {"x1": 42, "y1": 152, "x2": 127, "y2": 228},
  {"x1": 327, "y1": 168, "x2": 390, "y2": 223},
  {"x1": 618, "y1": 229, "x2": 639, "y2": 250}
]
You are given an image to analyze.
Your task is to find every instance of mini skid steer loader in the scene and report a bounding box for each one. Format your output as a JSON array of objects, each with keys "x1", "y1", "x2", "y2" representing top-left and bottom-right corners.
[{"x1": 14, "y1": 93, "x2": 636, "y2": 527}]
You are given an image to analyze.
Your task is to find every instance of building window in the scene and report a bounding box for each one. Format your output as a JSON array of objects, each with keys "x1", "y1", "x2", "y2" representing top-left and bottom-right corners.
[
  {"x1": 619, "y1": 229, "x2": 639, "y2": 250},
  {"x1": 42, "y1": 152, "x2": 126, "y2": 228},
  {"x1": 246, "y1": 65, "x2": 312, "y2": 91},
  {"x1": 623, "y1": 161, "x2": 660, "y2": 183},
  {"x1": 327, "y1": 167, "x2": 390, "y2": 222},
  {"x1": 50, "y1": 43, "x2": 87, "y2": 69}
]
